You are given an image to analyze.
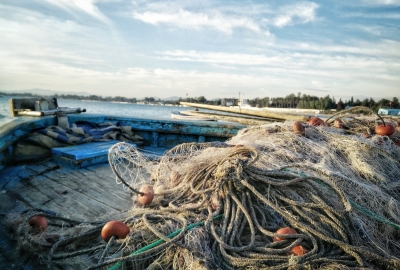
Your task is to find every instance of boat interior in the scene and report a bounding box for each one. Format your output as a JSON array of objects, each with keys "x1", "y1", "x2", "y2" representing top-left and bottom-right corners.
[{"x1": 0, "y1": 105, "x2": 245, "y2": 269}]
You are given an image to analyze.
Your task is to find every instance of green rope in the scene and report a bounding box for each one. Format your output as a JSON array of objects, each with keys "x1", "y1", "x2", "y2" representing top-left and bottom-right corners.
[
  {"x1": 108, "y1": 214, "x2": 223, "y2": 270},
  {"x1": 281, "y1": 168, "x2": 400, "y2": 231}
]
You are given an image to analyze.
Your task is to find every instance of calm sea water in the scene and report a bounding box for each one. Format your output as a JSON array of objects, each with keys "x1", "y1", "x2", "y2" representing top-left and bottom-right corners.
[{"x1": 0, "y1": 97, "x2": 192, "y2": 127}]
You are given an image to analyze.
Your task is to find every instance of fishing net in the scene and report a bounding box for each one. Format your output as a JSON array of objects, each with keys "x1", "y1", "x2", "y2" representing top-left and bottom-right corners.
[{"x1": 9, "y1": 106, "x2": 400, "y2": 269}]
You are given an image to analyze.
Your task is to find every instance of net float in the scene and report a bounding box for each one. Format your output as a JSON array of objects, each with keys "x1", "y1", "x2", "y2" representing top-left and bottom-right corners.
[
  {"x1": 28, "y1": 216, "x2": 48, "y2": 232},
  {"x1": 273, "y1": 227, "x2": 297, "y2": 242},
  {"x1": 308, "y1": 117, "x2": 325, "y2": 126},
  {"x1": 375, "y1": 124, "x2": 395, "y2": 136},
  {"x1": 334, "y1": 118, "x2": 344, "y2": 128},
  {"x1": 290, "y1": 245, "x2": 308, "y2": 256},
  {"x1": 101, "y1": 220, "x2": 130, "y2": 242},
  {"x1": 138, "y1": 185, "x2": 154, "y2": 205},
  {"x1": 293, "y1": 121, "x2": 305, "y2": 136}
]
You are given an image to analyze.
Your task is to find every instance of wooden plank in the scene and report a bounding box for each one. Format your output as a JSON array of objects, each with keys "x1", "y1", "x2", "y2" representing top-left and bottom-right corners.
[
  {"x1": 47, "y1": 165, "x2": 132, "y2": 212},
  {"x1": 51, "y1": 141, "x2": 137, "y2": 168},
  {"x1": 29, "y1": 174, "x2": 118, "y2": 220},
  {"x1": 1, "y1": 162, "x2": 60, "y2": 190},
  {"x1": 51, "y1": 141, "x2": 124, "y2": 159},
  {"x1": 52, "y1": 154, "x2": 109, "y2": 169},
  {"x1": 3, "y1": 168, "x2": 111, "y2": 221}
]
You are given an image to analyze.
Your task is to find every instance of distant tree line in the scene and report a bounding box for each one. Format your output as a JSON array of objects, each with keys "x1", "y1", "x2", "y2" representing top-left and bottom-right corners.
[
  {"x1": 0, "y1": 92, "x2": 179, "y2": 105},
  {"x1": 178, "y1": 96, "x2": 221, "y2": 105},
  {"x1": 247, "y1": 93, "x2": 399, "y2": 112},
  {"x1": 1, "y1": 92, "x2": 398, "y2": 111}
]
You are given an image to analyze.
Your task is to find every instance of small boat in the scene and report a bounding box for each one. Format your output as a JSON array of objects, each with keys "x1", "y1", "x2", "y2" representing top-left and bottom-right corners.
[
  {"x1": 171, "y1": 110, "x2": 216, "y2": 121},
  {"x1": 0, "y1": 97, "x2": 246, "y2": 269}
]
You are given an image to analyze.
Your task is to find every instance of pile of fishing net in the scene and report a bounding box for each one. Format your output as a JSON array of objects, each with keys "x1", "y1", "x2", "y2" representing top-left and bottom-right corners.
[{"x1": 10, "y1": 106, "x2": 400, "y2": 269}]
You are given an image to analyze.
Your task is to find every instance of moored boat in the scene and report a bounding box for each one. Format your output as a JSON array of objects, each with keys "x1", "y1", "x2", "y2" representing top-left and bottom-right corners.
[{"x1": 170, "y1": 110, "x2": 216, "y2": 121}]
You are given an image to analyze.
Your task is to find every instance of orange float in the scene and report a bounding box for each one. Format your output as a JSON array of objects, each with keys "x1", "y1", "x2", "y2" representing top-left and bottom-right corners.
[
  {"x1": 28, "y1": 216, "x2": 48, "y2": 232},
  {"x1": 273, "y1": 227, "x2": 297, "y2": 242},
  {"x1": 138, "y1": 185, "x2": 154, "y2": 205},
  {"x1": 308, "y1": 117, "x2": 325, "y2": 127},
  {"x1": 101, "y1": 220, "x2": 130, "y2": 242},
  {"x1": 375, "y1": 124, "x2": 395, "y2": 136},
  {"x1": 334, "y1": 118, "x2": 344, "y2": 128},
  {"x1": 290, "y1": 245, "x2": 308, "y2": 256},
  {"x1": 293, "y1": 121, "x2": 305, "y2": 136}
]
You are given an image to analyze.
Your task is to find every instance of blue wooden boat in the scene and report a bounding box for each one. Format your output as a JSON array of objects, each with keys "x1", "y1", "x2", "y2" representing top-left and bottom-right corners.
[{"x1": 0, "y1": 99, "x2": 246, "y2": 269}]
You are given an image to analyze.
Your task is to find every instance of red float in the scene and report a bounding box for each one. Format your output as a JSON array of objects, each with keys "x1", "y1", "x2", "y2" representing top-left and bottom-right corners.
[
  {"x1": 273, "y1": 227, "x2": 297, "y2": 242},
  {"x1": 308, "y1": 117, "x2": 325, "y2": 127},
  {"x1": 293, "y1": 121, "x2": 305, "y2": 136},
  {"x1": 28, "y1": 216, "x2": 48, "y2": 232},
  {"x1": 138, "y1": 185, "x2": 154, "y2": 205},
  {"x1": 375, "y1": 124, "x2": 395, "y2": 136},
  {"x1": 101, "y1": 220, "x2": 130, "y2": 242},
  {"x1": 290, "y1": 245, "x2": 308, "y2": 256}
]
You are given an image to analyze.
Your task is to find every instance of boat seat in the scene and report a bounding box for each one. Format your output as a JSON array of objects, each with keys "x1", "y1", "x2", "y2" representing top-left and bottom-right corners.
[
  {"x1": 51, "y1": 141, "x2": 167, "y2": 168},
  {"x1": 51, "y1": 141, "x2": 136, "y2": 168}
]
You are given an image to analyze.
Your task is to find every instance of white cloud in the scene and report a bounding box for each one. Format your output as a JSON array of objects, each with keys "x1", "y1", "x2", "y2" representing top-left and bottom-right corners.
[
  {"x1": 131, "y1": 1, "x2": 319, "y2": 34},
  {"x1": 43, "y1": 0, "x2": 111, "y2": 23},
  {"x1": 358, "y1": 0, "x2": 400, "y2": 5},
  {"x1": 133, "y1": 9, "x2": 260, "y2": 34},
  {"x1": 273, "y1": 2, "x2": 318, "y2": 27}
]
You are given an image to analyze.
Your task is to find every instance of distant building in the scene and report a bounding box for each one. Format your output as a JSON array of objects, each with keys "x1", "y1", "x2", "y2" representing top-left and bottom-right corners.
[
  {"x1": 238, "y1": 99, "x2": 251, "y2": 107},
  {"x1": 221, "y1": 98, "x2": 237, "y2": 106},
  {"x1": 221, "y1": 98, "x2": 251, "y2": 107},
  {"x1": 378, "y1": 108, "x2": 400, "y2": 116}
]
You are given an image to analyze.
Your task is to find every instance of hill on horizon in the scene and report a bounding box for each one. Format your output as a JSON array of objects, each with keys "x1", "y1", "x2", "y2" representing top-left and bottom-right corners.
[
  {"x1": 0, "y1": 89, "x2": 186, "y2": 101},
  {"x1": 1, "y1": 88, "x2": 91, "y2": 97}
]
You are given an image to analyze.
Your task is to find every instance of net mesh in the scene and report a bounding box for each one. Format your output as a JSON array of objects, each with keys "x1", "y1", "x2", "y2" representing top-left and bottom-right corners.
[{"x1": 9, "y1": 106, "x2": 400, "y2": 269}]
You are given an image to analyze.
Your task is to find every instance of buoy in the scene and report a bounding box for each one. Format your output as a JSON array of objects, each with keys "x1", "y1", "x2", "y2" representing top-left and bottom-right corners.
[
  {"x1": 308, "y1": 117, "x2": 325, "y2": 127},
  {"x1": 28, "y1": 216, "x2": 48, "y2": 232},
  {"x1": 138, "y1": 185, "x2": 154, "y2": 205},
  {"x1": 290, "y1": 245, "x2": 308, "y2": 256},
  {"x1": 375, "y1": 124, "x2": 395, "y2": 136},
  {"x1": 101, "y1": 220, "x2": 130, "y2": 242},
  {"x1": 334, "y1": 118, "x2": 344, "y2": 128},
  {"x1": 293, "y1": 121, "x2": 305, "y2": 136},
  {"x1": 273, "y1": 227, "x2": 297, "y2": 242}
]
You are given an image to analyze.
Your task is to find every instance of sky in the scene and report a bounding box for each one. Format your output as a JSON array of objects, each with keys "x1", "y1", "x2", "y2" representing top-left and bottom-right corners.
[{"x1": 0, "y1": 0, "x2": 399, "y2": 101}]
